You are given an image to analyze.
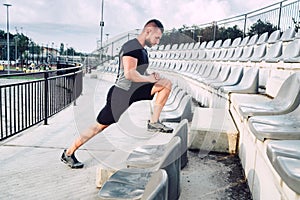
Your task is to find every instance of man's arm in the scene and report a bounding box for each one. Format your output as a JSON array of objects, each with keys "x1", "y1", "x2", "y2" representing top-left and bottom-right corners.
[{"x1": 123, "y1": 56, "x2": 158, "y2": 83}]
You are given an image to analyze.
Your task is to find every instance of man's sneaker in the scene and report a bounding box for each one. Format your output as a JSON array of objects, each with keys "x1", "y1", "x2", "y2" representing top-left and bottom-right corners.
[
  {"x1": 147, "y1": 121, "x2": 173, "y2": 133},
  {"x1": 61, "y1": 149, "x2": 84, "y2": 169}
]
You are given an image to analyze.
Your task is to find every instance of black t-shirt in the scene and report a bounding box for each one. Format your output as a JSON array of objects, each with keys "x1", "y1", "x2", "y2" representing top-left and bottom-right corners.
[{"x1": 115, "y1": 38, "x2": 149, "y2": 90}]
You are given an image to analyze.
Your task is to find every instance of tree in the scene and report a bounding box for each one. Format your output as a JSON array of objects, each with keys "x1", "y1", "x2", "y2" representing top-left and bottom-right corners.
[
  {"x1": 217, "y1": 25, "x2": 243, "y2": 41},
  {"x1": 248, "y1": 19, "x2": 277, "y2": 36},
  {"x1": 292, "y1": 14, "x2": 300, "y2": 32},
  {"x1": 59, "y1": 43, "x2": 64, "y2": 55}
]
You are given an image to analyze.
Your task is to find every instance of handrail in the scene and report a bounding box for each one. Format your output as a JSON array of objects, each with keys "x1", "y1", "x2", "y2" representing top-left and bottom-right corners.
[{"x1": 0, "y1": 67, "x2": 83, "y2": 141}]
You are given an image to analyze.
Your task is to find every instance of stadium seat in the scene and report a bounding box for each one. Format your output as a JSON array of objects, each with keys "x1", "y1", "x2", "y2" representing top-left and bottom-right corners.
[
  {"x1": 266, "y1": 140, "x2": 300, "y2": 194},
  {"x1": 220, "y1": 67, "x2": 259, "y2": 94},
  {"x1": 160, "y1": 94, "x2": 193, "y2": 122},
  {"x1": 282, "y1": 38, "x2": 300, "y2": 63},
  {"x1": 250, "y1": 32, "x2": 269, "y2": 62},
  {"x1": 98, "y1": 169, "x2": 168, "y2": 200},
  {"x1": 280, "y1": 27, "x2": 296, "y2": 42},
  {"x1": 238, "y1": 72, "x2": 300, "y2": 119},
  {"x1": 210, "y1": 66, "x2": 243, "y2": 89},
  {"x1": 126, "y1": 119, "x2": 188, "y2": 169},
  {"x1": 248, "y1": 101, "x2": 300, "y2": 141},
  {"x1": 264, "y1": 41, "x2": 282, "y2": 62},
  {"x1": 126, "y1": 136, "x2": 182, "y2": 200}
]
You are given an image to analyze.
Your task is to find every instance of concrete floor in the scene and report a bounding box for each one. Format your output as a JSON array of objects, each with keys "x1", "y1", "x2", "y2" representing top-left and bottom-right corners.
[{"x1": 0, "y1": 75, "x2": 252, "y2": 200}]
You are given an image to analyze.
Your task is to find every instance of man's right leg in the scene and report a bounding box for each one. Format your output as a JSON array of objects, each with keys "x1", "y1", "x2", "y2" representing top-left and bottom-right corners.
[
  {"x1": 61, "y1": 123, "x2": 108, "y2": 168},
  {"x1": 148, "y1": 78, "x2": 173, "y2": 133}
]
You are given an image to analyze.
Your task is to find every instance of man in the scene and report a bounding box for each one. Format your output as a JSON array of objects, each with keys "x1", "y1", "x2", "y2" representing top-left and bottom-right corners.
[{"x1": 61, "y1": 19, "x2": 173, "y2": 168}]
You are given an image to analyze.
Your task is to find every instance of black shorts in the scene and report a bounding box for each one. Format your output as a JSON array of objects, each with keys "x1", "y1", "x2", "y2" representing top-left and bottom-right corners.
[{"x1": 96, "y1": 82, "x2": 155, "y2": 125}]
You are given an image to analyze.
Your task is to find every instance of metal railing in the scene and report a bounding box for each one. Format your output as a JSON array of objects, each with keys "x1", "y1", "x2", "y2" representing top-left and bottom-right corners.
[
  {"x1": 96, "y1": 0, "x2": 300, "y2": 59},
  {"x1": 193, "y1": 0, "x2": 300, "y2": 40},
  {"x1": 0, "y1": 66, "x2": 83, "y2": 141}
]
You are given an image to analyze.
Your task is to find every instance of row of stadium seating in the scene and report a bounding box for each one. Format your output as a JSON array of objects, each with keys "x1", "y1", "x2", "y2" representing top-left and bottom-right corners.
[
  {"x1": 145, "y1": 28, "x2": 300, "y2": 199},
  {"x1": 98, "y1": 27, "x2": 300, "y2": 199}
]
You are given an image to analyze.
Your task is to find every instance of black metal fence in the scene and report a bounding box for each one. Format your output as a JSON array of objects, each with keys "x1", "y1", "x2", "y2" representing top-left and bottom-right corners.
[{"x1": 0, "y1": 66, "x2": 83, "y2": 141}]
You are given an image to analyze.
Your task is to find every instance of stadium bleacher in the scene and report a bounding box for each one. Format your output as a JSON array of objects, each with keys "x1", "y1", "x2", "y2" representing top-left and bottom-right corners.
[{"x1": 98, "y1": 26, "x2": 300, "y2": 199}]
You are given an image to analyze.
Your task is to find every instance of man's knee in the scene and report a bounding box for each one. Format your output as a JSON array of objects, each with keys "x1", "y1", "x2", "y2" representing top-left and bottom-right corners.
[
  {"x1": 90, "y1": 123, "x2": 107, "y2": 136},
  {"x1": 156, "y1": 78, "x2": 172, "y2": 89},
  {"x1": 166, "y1": 79, "x2": 172, "y2": 90}
]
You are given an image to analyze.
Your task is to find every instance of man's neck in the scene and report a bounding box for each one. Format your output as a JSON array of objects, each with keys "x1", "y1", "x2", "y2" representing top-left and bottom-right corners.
[{"x1": 136, "y1": 35, "x2": 145, "y2": 47}]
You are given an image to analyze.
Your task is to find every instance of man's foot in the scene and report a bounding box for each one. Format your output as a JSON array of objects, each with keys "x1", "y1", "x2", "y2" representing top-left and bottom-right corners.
[
  {"x1": 61, "y1": 149, "x2": 84, "y2": 169},
  {"x1": 147, "y1": 121, "x2": 173, "y2": 133}
]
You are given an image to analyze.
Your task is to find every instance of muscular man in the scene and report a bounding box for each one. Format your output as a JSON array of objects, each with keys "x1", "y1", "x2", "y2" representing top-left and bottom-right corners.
[{"x1": 61, "y1": 19, "x2": 173, "y2": 168}]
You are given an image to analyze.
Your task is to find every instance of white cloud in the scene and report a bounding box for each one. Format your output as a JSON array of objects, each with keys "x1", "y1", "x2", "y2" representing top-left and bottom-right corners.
[{"x1": 0, "y1": 0, "x2": 288, "y2": 53}]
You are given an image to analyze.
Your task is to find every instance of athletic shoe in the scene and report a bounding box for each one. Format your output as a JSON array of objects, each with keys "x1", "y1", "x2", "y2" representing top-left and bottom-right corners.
[
  {"x1": 61, "y1": 149, "x2": 84, "y2": 169},
  {"x1": 147, "y1": 121, "x2": 173, "y2": 133}
]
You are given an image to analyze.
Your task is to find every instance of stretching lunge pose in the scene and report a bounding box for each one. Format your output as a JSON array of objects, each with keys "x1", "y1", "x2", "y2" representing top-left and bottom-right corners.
[{"x1": 61, "y1": 19, "x2": 173, "y2": 168}]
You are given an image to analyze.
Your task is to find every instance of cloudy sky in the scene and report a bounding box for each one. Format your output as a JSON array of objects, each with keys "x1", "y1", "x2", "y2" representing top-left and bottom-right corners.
[{"x1": 0, "y1": 0, "x2": 281, "y2": 53}]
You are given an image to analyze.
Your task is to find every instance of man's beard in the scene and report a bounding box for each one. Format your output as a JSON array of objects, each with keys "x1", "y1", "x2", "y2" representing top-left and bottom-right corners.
[{"x1": 145, "y1": 39, "x2": 152, "y2": 47}]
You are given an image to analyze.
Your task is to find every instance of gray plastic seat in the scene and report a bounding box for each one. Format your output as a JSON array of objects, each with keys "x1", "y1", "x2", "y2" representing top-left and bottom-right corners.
[
  {"x1": 248, "y1": 101, "x2": 300, "y2": 141},
  {"x1": 266, "y1": 140, "x2": 300, "y2": 194},
  {"x1": 98, "y1": 169, "x2": 168, "y2": 200},
  {"x1": 229, "y1": 46, "x2": 243, "y2": 61},
  {"x1": 205, "y1": 65, "x2": 231, "y2": 86},
  {"x1": 188, "y1": 63, "x2": 204, "y2": 79},
  {"x1": 190, "y1": 63, "x2": 209, "y2": 79},
  {"x1": 238, "y1": 72, "x2": 300, "y2": 118},
  {"x1": 222, "y1": 38, "x2": 232, "y2": 48},
  {"x1": 199, "y1": 64, "x2": 221, "y2": 83},
  {"x1": 197, "y1": 63, "x2": 214, "y2": 80},
  {"x1": 220, "y1": 67, "x2": 259, "y2": 94},
  {"x1": 264, "y1": 40, "x2": 283, "y2": 62},
  {"x1": 239, "y1": 45, "x2": 254, "y2": 62},
  {"x1": 274, "y1": 157, "x2": 300, "y2": 194},
  {"x1": 165, "y1": 86, "x2": 181, "y2": 106},
  {"x1": 126, "y1": 119, "x2": 188, "y2": 169},
  {"x1": 217, "y1": 48, "x2": 228, "y2": 61},
  {"x1": 126, "y1": 136, "x2": 182, "y2": 200},
  {"x1": 250, "y1": 43, "x2": 267, "y2": 62},
  {"x1": 283, "y1": 38, "x2": 300, "y2": 63},
  {"x1": 247, "y1": 34, "x2": 259, "y2": 46},
  {"x1": 239, "y1": 36, "x2": 250, "y2": 47},
  {"x1": 160, "y1": 94, "x2": 193, "y2": 122},
  {"x1": 236, "y1": 34, "x2": 259, "y2": 62},
  {"x1": 162, "y1": 89, "x2": 186, "y2": 112},
  {"x1": 231, "y1": 37, "x2": 242, "y2": 47},
  {"x1": 257, "y1": 32, "x2": 269, "y2": 44},
  {"x1": 250, "y1": 32, "x2": 269, "y2": 62},
  {"x1": 267, "y1": 140, "x2": 300, "y2": 162},
  {"x1": 197, "y1": 42, "x2": 207, "y2": 60},
  {"x1": 249, "y1": 118, "x2": 300, "y2": 141},
  {"x1": 223, "y1": 37, "x2": 241, "y2": 60},
  {"x1": 267, "y1": 30, "x2": 281, "y2": 44},
  {"x1": 210, "y1": 66, "x2": 243, "y2": 89},
  {"x1": 280, "y1": 27, "x2": 296, "y2": 42}
]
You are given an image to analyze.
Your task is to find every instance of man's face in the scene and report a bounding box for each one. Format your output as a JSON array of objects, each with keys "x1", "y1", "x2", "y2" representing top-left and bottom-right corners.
[{"x1": 145, "y1": 27, "x2": 163, "y2": 47}]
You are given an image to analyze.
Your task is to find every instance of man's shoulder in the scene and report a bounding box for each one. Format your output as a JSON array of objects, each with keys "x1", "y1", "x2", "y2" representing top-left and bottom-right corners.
[{"x1": 122, "y1": 39, "x2": 142, "y2": 53}]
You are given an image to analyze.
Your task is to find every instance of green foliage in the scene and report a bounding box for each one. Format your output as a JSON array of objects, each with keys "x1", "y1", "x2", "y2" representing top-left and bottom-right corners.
[
  {"x1": 217, "y1": 25, "x2": 243, "y2": 40},
  {"x1": 292, "y1": 12, "x2": 300, "y2": 32},
  {"x1": 0, "y1": 30, "x2": 83, "y2": 62},
  {"x1": 159, "y1": 19, "x2": 277, "y2": 46},
  {"x1": 59, "y1": 43, "x2": 64, "y2": 55},
  {"x1": 248, "y1": 19, "x2": 277, "y2": 36}
]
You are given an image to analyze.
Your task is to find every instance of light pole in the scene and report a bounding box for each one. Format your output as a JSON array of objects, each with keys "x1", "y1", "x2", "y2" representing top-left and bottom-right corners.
[
  {"x1": 100, "y1": 0, "x2": 104, "y2": 49},
  {"x1": 100, "y1": 0, "x2": 104, "y2": 63},
  {"x1": 4, "y1": 3, "x2": 12, "y2": 74}
]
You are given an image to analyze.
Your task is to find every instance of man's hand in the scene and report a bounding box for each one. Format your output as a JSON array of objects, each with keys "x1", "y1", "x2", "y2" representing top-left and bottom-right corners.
[{"x1": 150, "y1": 72, "x2": 160, "y2": 82}]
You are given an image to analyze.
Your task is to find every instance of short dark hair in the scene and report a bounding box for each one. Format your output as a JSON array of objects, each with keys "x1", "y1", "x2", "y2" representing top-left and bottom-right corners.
[{"x1": 144, "y1": 19, "x2": 164, "y2": 33}]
